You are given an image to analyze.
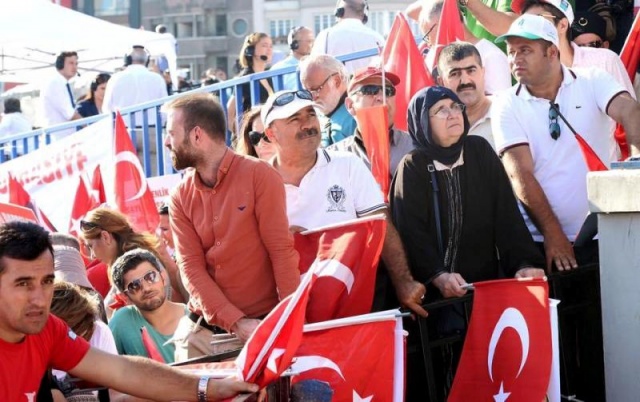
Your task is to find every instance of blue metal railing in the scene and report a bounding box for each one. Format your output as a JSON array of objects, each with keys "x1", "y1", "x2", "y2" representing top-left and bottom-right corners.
[{"x1": 0, "y1": 47, "x2": 379, "y2": 177}]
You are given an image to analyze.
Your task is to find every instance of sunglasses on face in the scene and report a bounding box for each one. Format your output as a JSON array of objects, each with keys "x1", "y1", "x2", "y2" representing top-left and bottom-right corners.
[
  {"x1": 549, "y1": 103, "x2": 561, "y2": 140},
  {"x1": 430, "y1": 103, "x2": 466, "y2": 119},
  {"x1": 124, "y1": 270, "x2": 160, "y2": 294},
  {"x1": 353, "y1": 84, "x2": 396, "y2": 97},
  {"x1": 80, "y1": 220, "x2": 102, "y2": 232},
  {"x1": 265, "y1": 90, "x2": 314, "y2": 117},
  {"x1": 249, "y1": 131, "x2": 270, "y2": 146},
  {"x1": 577, "y1": 40, "x2": 603, "y2": 48}
]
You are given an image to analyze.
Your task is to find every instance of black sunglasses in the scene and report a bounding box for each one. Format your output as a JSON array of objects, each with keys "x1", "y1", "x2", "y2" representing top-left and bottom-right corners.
[
  {"x1": 353, "y1": 84, "x2": 396, "y2": 97},
  {"x1": 265, "y1": 90, "x2": 314, "y2": 117},
  {"x1": 80, "y1": 220, "x2": 102, "y2": 232},
  {"x1": 549, "y1": 103, "x2": 561, "y2": 140},
  {"x1": 124, "y1": 270, "x2": 160, "y2": 294},
  {"x1": 249, "y1": 131, "x2": 270, "y2": 146},
  {"x1": 578, "y1": 40, "x2": 603, "y2": 48}
]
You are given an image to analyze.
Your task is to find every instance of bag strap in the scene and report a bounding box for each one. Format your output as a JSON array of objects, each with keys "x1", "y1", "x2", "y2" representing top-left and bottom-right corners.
[{"x1": 428, "y1": 163, "x2": 444, "y2": 257}]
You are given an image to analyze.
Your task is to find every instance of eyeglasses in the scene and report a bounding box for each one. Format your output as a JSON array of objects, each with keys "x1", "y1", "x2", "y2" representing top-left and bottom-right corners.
[
  {"x1": 308, "y1": 73, "x2": 338, "y2": 97},
  {"x1": 577, "y1": 40, "x2": 603, "y2": 48},
  {"x1": 430, "y1": 103, "x2": 466, "y2": 119},
  {"x1": 265, "y1": 90, "x2": 314, "y2": 117},
  {"x1": 549, "y1": 103, "x2": 561, "y2": 140},
  {"x1": 123, "y1": 270, "x2": 160, "y2": 294},
  {"x1": 80, "y1": 220, "x2": 102, "y2": 232},
  {"x1": 249, "y1": 130, "x2": 270, "y2": 146},
  {"x1": 422, "y1": 23, "x2": 438, "y2": 45},
  {"x1": 352, "y1": 84, "x2": 396, "y2": 97}
]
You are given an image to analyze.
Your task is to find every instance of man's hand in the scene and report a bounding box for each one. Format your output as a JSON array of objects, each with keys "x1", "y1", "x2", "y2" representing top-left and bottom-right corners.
[
  {"x1": 543, "y1": 230, "x2": 578, "y2": 272},
  {"x1": 432, "y1": 272, "x2": 468, "y2": 298},
  {"x1": 515, "y1": 267, "x2": 546, "y2": 278},
  {"x1": 289, "y1": 225, "x2": 307, "y2": 234},
  {"x1": 395, "y1": 279, "x2": 428, "y2": 318},
  {"x1": 209, "y1": 378, "x2": 259, "y2": 401},
  {"x1": 231, "y1": 318, "x2": 261, "y2": 342}
]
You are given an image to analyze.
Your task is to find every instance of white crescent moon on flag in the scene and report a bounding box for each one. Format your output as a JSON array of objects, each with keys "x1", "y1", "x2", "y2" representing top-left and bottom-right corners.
[
  {"x1": 115, "y1": 151, "x2": 148, "y2": 201},
  {"x1": 313, "y1": 259, "x2": 354, "y2": 293},
  {"x1": 487, "y1": 307, "x2": 530, "y2": 382},
  {"x1": 290, "y1": 355, "x2": 345, "y2": 380}
]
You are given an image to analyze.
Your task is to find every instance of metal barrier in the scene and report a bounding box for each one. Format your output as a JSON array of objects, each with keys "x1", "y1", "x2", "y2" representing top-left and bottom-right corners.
[
  {"x1": 413, "y1": 265, "x2": 603, "y2": 402},
  {"x1": 0, "y1": 48, "x2": 379, "y2": 177}
]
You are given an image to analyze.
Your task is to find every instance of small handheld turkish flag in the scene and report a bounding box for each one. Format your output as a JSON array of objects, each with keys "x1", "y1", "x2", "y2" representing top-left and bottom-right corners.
[{"x1": 449, "y1": 278, "x2": 552, "y2": 402}]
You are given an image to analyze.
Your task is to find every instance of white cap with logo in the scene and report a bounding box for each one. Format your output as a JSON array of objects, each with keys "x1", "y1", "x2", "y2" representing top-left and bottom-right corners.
[
  {"x1": 543, "y1": 0, "x2": 574, "y2": 24},
  {"x1": 261, "y1": 90, "x2": 317, "y2": 127},
  {"x1": 495, "y1": 14, "x2": 560, "y2": 48}
]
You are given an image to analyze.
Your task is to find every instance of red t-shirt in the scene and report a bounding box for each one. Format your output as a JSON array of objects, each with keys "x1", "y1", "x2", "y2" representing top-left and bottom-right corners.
[{"x1": 0, "y1": 314, "x2": 90, "y2": 401}]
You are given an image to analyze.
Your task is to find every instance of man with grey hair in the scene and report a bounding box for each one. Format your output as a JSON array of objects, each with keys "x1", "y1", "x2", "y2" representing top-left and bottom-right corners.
[
  {"x1": 311, "y1": 0, "x2": 384, "y2": 74},
  {"x1": 109, "y1": 248, "x2": 187, "y2": 363},
  {"x1": 300, "y1": 54, "x2": 356, "y2": 147}
]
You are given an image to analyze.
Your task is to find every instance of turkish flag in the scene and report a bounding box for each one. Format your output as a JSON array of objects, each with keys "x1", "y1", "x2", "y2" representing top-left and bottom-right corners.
[
  {"x1": 236, "y1": 266, "x2": 316, "y2": 388},
  {"x1": 449, "y1": 278, "x2": 552, "y2": 402},
  {"x1": 68, "y1": 177, "x2": 99, "y2": 238},
  {"x1": 383, "y1": 13, "x2": 433, "y2": 132},
  {"x1": 426, "y1": 0, "x2": 466, "y2": 72},
  {"x1": 140, "y1": 326, "x2": 165, "y2": 363},
  {"x1": 114, "y1": 111, "x2": 159, "y2": 233},
  {"x1": 7, "y1": 173, "x2": 56, "y2": 232},
  {"x1": 90, "y1": 164, "x2": 107, "y2": 205},
  {"x1": 574, "y1": 133, "x2": 608, "y2": 171},
  {"x1": 355, "y1": 105, "x2": 390, "y2": 201},
  {"x1": 292, "y1": 311, "x2": 405, "y2": 401},
  {"x1": 293, "y1": 216, "x2": 387, "y2": 323}
]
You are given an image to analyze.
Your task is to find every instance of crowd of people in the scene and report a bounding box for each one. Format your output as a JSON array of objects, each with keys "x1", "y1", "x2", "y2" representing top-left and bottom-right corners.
[{"x1": 1, "y1": 0, "x2": 639, "y2": 400}]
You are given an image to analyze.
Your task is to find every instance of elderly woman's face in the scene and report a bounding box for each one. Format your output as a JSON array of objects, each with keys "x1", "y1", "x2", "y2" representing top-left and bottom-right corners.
[{"x1": 428, "y1": 98, "x2": 465, "y2": 147}]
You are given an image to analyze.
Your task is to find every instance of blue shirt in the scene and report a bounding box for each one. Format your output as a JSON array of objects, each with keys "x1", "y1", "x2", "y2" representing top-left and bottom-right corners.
[
  {"x1": 321, "y1": 102, "x2": 357, "y2": 147},
  {"x1": 270, "y1": 56, "x2": 301, "y2": 91}
]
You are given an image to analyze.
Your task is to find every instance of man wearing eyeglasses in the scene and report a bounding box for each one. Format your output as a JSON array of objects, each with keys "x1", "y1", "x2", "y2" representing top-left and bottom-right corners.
[
  {"x1": 262, "y1": 89, "x2": 428, "y2": 318},
  {"x1": 299, "y1": 54, "x2": 357, "y2": 147},
  {"x1": 109, "y1": 249, "x2": 187, "y2": 364},
  {"x1": 491, "y1": 15, "x2": 640, "y2": 272},
  {"x1": 0, "y1": 221, "x2": 258, "y2": 402}
]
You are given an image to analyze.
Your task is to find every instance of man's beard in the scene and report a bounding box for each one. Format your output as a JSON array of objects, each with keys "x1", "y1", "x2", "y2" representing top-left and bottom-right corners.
[{"x1": 171, "y1": 143, "x2": 198, "y2": 170}]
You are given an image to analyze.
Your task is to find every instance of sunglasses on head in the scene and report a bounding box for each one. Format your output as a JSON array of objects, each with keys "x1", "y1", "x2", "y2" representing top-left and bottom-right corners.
[
  {"x1": 265, "y1": 90, "x2": 314, "y2": 120},
  {"x1": 249, "y1": 131, "x2": 270, "y2": 146},
  {"x1": 549, "y1": 103, "x2": 561, "y2": 140},
  {"x1": 124, "y1": 270, "x2": 160, "y2": 294},
  {"x1": 353, "y1": 84, "x2": 396, "y2": 97},
  {"x1": 80, "y1": 220, "x2": 102, "y2": 232}
]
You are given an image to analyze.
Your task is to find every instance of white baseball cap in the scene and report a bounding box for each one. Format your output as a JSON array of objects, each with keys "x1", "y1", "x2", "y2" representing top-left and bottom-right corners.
[
  {"x1": 512, "y1": 0, "x2": 574, "y2": 24},
  {"x1": 496, "y1": 14, "x2": 560, "y2": 48},
  {"x1": 261, "y1": 90, "x2": 317, "y2": 127}
]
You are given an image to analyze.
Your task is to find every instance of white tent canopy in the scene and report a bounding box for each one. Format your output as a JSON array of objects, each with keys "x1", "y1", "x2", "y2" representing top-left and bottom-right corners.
[{"x1": 0, "y1": 0, "x2": 177, "y2": 84}]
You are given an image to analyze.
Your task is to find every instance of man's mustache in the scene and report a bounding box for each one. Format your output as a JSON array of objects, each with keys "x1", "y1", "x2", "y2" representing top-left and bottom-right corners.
[
  {"x1": 457, "y1": 83, "x2": 476, "y2": 92},
  {"x1": 296, "y1": 128, "x2": 319, "y2": 139}
]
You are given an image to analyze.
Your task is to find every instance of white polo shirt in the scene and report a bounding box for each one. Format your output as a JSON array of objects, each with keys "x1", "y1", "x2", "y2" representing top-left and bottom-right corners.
[
  {"x1": 278, "y1": 149, "x2": 386, "y2": 230},
  {"x1": 492, "y1": 65, "x2": 625, "y2": 242}
]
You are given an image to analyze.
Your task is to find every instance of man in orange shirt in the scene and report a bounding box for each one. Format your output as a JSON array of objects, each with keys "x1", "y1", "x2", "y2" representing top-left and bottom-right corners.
[{"x1": 162, "y1": 93, "x2": 300, "y2": 360}]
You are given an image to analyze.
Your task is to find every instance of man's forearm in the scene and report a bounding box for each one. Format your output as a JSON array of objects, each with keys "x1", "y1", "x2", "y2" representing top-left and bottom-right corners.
[{"x1": 465, "y1": 0, "x2": 517, "y2": 37}]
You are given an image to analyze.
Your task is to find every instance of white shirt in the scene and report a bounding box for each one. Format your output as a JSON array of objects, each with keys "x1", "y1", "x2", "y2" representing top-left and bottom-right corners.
[
  {"x1": 475, "y1": 39, "x2": 512, "y2": 95},
  {"x1": 102, "y1": 65, "x2": 168, "y2": 126},
  {"x1": 276, "y1": 149, "x2": 386, "y2": 230},
  {"x1": 469, "y1": 101, "x2": 495, "y2": 151},
  {"x1": 571, "y1": 42, "x2": 636, "y2": 99},
  {"x1": 39, "y1": 72, "x2": 76, "y2": 140},
  {"x1": 312, "y1": 19, "x2": 385, "y2": 74},
  {"x1": 492, "y1": 66, "x2": 623, "y2": 242},
  {"x1": 0, "y1": 113, "x2": 32, "y2": 155}
]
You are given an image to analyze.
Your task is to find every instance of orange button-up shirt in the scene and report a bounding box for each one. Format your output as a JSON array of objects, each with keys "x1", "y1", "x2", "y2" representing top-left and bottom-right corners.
[{"x1": 170, "y1": 149, "x2": 300, "y2": 331}]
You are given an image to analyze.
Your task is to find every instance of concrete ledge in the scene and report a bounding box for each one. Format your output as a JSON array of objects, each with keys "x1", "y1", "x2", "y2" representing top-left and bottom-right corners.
[{"x1": 587, "y1": 170, "x2": 640, "y2": 213}]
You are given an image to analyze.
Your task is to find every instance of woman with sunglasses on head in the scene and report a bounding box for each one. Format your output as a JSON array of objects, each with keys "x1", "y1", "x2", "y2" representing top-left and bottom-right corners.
[
  {"x1": 76, "y1": 73, "x2": 111, "y2": 118},
  {"x1": 391, "y1": 86, "x2": 545, "y2": 399},
  {"x1": 80, "y1": 207, "x2": 185, "y2": 318},
  {"x1": 235, "y1": 105, "x2": 276, "y2": 161}
]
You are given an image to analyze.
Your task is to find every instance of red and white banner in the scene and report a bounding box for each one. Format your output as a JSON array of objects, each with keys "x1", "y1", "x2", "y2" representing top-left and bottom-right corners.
[
  {"x1": 0, "y1": 117, "x2": 114, "y2": 230},
  {"x1": 449, "y1": 278, "x2": 552, "y2": 402},
  {"x1": 0, "y1": 201, "x2": 38, "y2": 224},
  {"x1": 147, "y1": 172, "x2": 182, "y2": 210},
  {"x1": 294, "y1": 215, "x2": 387, "y2": 323},
  {"x1": 291, "y1": 310, "x2": 405, "y2": 401}
]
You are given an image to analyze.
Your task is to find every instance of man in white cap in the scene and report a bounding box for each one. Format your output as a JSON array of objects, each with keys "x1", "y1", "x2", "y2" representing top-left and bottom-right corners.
[
  {"x1": 262, "y1": 89, "x2": 427, "y2": 318},
  {"x1": 492, "y1": 14, "x2": 640, "y2": 270}
]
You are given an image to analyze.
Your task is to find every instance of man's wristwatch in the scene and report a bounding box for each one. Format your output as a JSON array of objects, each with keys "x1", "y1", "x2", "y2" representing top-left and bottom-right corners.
[{"x1": 198, "y1": 376, "x2": 209, "y2": 402}]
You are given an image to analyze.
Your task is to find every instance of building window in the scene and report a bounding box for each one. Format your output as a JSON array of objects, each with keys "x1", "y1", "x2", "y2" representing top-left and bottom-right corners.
[
  {"x1": 269, "y1": 19, "x2": 294, "y2": 43},
  {"x1": 314, "y1": 14, "x2": 335, "y2": 33},
  {"x1": 94, "y1": 0, "x2": 129, "y2": 16},
  {"x1": 232, "y1": 18, "x2": 249, "y2": 37},
  {"x1": 215, "y1": 15, "x2": 227, "y2": 36},
  {"x1": 177, "y1": 21, "x2": 194, "y2": 38}
]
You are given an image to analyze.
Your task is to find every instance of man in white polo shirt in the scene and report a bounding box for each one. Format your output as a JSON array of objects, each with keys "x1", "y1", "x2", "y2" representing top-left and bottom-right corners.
[
  {"x1": 492, "y1": 14, "x2": 640, "y2": 272},
  {"x1": 262, "y1": 89, "x2": 427, "y2": 318}
]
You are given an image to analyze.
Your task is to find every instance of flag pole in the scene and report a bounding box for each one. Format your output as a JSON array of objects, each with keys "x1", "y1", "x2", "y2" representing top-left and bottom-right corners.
[{"x1": 376, "y1": 41, "x2": 386, "y2": 105}]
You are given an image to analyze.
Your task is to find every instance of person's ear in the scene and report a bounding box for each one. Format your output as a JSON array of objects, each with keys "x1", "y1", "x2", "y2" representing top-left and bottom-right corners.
[
  {"x1": 100, "y1": 230, "x2": 112, "y2": 244},
  {"x1": 436, "y1": 75, "x2": 444, "y2": 86},
  {"x1": 557, "y1": 18, "x2": 569, "y2": 39},
  {"x1": 345, "y1": 97, "x2": 356, "y2": 116},
  {"x1": 264, "y1": 126, "x2": 276, "y2": 143}
]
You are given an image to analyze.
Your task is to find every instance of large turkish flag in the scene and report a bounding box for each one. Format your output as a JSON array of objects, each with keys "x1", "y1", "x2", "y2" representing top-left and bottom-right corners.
[
  {"x1": 449, "y1": 278, "x2": 552, "y2": 402},
  {"x1": 293, "y1": 216, "x2": 387, "y2": 323}
]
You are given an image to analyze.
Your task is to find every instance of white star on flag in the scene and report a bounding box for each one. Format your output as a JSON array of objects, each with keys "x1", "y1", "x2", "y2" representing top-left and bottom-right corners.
[
  {"x1": 266, "y1": 348, "x2": 285, "y2": 374},
  {"x1": 353, "y1": 390, "x2": 373, "y2": 402},
  {"x1": 493, "y1": 382, "x2": 511, "y2": 402}
]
